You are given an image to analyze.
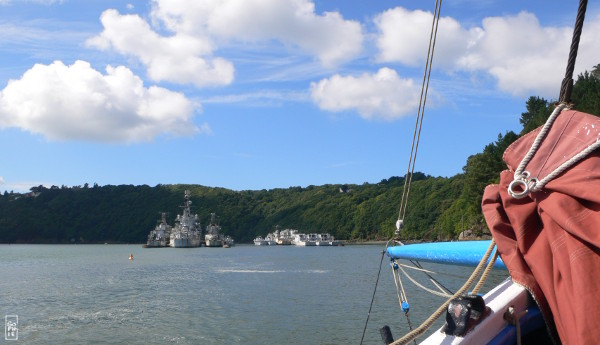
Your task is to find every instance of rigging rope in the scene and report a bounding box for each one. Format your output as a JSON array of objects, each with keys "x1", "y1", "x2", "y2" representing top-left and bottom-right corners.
[
  {"x1": 391, "y1": 239, "x2": 497, "y2": 345},
  {"x1": 391, "y1": 262, "x2": 415, "y2": 334},
  {"x1": 359, "y1": 248, "x2": 386, "y2": 345},
  {"x1": 559, "y1": 0, "x2": 588, "y2": 104},
  {"x1": 410, "y1": 259, "x2": 453, "y2": 295},
  {"x1": 396, "y1": 0, "x2": 443, "y2": 236},
  {"x1": 510, "y1": 0, "x2": 590, "y2": 199},
  {"x1": 397, "y1": 263, "x2": 452, "y2": 298}
]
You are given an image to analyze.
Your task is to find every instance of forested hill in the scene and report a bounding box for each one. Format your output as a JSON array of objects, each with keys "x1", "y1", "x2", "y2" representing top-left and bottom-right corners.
[{"x1": 1, "y1": 67, "x2": 599, "y2": 244}]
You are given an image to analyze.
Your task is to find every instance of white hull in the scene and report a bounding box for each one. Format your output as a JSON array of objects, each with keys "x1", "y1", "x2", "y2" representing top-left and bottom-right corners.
[
  {"x1": 146, "y1": 239, "x2": 167, "y2": 247},
  {"x1": 420, "y1": 277, "x2": 531, "y2": 345},
  {"x1": 170, "y1": 237, "x2": 201, "y2": 248},
  {"x1": 206, "y1": 239, "x2": 223, "y2": 247}
]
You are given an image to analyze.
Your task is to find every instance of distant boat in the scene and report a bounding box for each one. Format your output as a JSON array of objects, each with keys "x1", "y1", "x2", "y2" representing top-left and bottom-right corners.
[
  {"x1": 223, "y1": 235, "x2": 235, "y2": 247},
  {"x1": 205, "y1": 212, "x2": 227, "y2": 247},
  {"x1": 274, "y1": 227, "x2": 295, "y2": 245},
  {"x1": 264, "y1": 235, "x2": 277, "y2": 246},
  {"x1": 293, "y1": 233, "x2": 315, "y2": 246},
  {"x1": 169, "y1": 190, "x2": 202, "y2": 248},
  {"x1": 253, "y1": 236, "x2": 267, "y2": 246},
  {"x1": 145, "y1": 212, "x2": 171, "y2": 248}
]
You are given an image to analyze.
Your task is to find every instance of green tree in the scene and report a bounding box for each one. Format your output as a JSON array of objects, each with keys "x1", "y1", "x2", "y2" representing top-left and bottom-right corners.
[
  {"x1": 571, "y1": 71, "x2": 600, "y2": 116},
  {"x1": 519, "y1": 96, "x2": 552, "y2": 135}
]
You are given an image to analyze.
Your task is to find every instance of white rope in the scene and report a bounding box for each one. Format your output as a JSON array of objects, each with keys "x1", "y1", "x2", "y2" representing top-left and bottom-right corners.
[
  {"x1": 397, "y1": 263, "x2": 453, "y2": 298},
  {"x1": 391, "y1": 239, "x2": 497, "y2": 345},
  {"x1": 513, "y1": 103, "x2": 568, "y2": 179},
  {"x1": 392, "y1": 264, "x2": 409, "y2": 308},
  {"x1": 429, "y1": 277, "x2": 452, "y2": 295},
  {"x1": 509, "y1": 103, "x2": 600, "y2": 198},
  {"x1": 397, "y1": 262, "x2": 437, "y2": 274},
  {"x1": 535, "y1": 139, "x2": 600, "y2": 190}
]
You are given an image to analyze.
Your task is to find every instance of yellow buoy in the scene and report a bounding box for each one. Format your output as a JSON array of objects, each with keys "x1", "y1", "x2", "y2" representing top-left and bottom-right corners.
[{"x1": 129, "y1": 253, "x2": 133, "y2": 260}]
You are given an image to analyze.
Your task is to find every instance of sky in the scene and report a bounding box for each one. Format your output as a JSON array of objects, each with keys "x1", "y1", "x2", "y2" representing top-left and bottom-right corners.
[{"x1": 1, "y1": 0, "x2": 600, "y2": 193}]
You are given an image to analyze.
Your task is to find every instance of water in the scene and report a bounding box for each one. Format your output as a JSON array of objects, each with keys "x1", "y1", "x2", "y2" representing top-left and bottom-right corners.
[{"x1": 0, "y1": 244, "x2": 508, "y2": 344}]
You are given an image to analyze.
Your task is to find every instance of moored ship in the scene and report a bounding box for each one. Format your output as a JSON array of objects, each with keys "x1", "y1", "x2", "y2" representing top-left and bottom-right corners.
[
  {"x1": 205, "y1": 212, "x2": 225, "y2": 247},
  {"x1": 169, "y1": 190, "x2": 202, "y2": 248},
  {"x1": 254, "y1": 236, "x2": 267, "y2": 245},
  {"x1": 264, "y1": 235, "x2": 277, "y2": 245},
  {"x1": 145, "y1": 212, "x2": 171, "y2": 247}
]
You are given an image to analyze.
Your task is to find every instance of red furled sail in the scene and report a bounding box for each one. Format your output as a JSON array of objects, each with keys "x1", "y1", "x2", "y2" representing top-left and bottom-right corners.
[{"x1": 482, "y1": 109, "x2": 600, "y2": 344}]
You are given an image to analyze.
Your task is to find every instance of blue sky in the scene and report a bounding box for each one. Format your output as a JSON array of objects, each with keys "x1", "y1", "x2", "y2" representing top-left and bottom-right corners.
[{"x1": 1, "y1": 0, "x2": 599, "y2": 193}]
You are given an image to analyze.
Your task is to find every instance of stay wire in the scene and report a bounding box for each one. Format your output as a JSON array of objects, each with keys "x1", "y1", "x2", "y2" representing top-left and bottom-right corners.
[
  {"x1": 559, "y1": 0, "x2": 588, "y2": 103},
  {"x1": 359, "y1": 247, "x2": 387, "y2": 345},
  {"x1": 397, "y1": 0, "x2": 443, "y2": 226}
]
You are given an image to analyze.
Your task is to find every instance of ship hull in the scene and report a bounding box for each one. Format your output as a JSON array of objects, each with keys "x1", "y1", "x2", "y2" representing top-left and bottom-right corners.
[{"x1": 170, "y1": 237, "x2": 201, "y2": 248}]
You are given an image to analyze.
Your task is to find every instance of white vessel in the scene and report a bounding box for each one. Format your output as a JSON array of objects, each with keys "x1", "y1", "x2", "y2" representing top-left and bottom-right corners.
[
  {"x1": 316, "y1": 233, "x2": 333, "y2": 246},
  {"x1": 145, "y1": 212, "x2": 171, "y2": 247},
  {"x1": 205, "y1": 213, "x2": 224, "y2": 247},
  {"x1": 223, "y1": 235, "x2": 235, "y2": 247},
  {"x1": 293, "y1": 233, "x2": 312, "y2": 246},
  {"x1": 264, "y1": 235, "x2": 277, "y2": 246},
  {"x1": 275, "y1": 228, "x2": 295, "y2": 245},
  {"x1": 254, "y1": 236, "x2": 267, "y2": 245},
  {"x1": 169, "y1": 190, "x2": 202, "y2": 248},
  {"x1": 306, "y1": 233, "x2": 318, "y2": 246}
]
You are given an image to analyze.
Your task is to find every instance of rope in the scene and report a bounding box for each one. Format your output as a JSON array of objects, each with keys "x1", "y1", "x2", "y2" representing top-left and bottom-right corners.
[
  {"x1": 410, "y1": 260, "x2": 453, "y2": 295},
  {"x1": 391, "y1": 239, "x2": 497, "y2": 345},
  {"x1": 397, "y1": 262, "x2": 436, "y2": 274},
  {"x1": 513, "y1": 103, "x2": 567, "y2": 180},
  {"x1": 471, "y1": 249, "x2": 499, "y2": 295},
  {"x1": 396, "y1": 0, "x2": 443, "y2": 233},
  {"x1": 510, "y1": 102, "x2": 600, "y2": 199},
  {"x1": 392, "y1": 264, "x2": 410, "y2": 308},
  {"x1": 391, "y1": 263, "x2": 415, "y2": 335},
  {"x1": 559, "y1": 0, "x2": 588, "y2": 103},
  {"x1": 397, "y1": 264, "x2": 453, "y2": 298},
  {"x1": 509, "y1": 0, "x2": 590, "y2": 199},
  {"x1": 360, "y1": 248, "x2": 386, "y2": 345}
]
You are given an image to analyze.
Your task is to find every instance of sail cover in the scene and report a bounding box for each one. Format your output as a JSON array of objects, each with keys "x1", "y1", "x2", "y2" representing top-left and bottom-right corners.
[{"x1": 482, "y1": 109, "x2": 600, "y2": 344}]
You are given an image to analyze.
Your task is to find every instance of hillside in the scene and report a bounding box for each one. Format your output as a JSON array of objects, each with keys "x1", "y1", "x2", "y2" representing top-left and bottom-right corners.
[{"x1": 1, "y1": 67, "x2": 598, "y2": 244}]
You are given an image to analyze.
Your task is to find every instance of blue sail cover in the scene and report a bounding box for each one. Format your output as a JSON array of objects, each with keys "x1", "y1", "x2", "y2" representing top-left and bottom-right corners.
[{"x1": 386, "y1": 240, "x2": 506, "y2": 269}]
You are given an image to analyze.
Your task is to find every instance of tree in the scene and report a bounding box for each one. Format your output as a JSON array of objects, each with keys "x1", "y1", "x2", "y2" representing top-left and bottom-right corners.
[
  {"x1": 592, "y1": 64, "x2": 600, "y2": 80},
  {"x1": 571, "y1": 71, "x2": 600, "y2": 116},
  {"x1": 519, "y1": 96, "x2": 552, "y2": 135}
]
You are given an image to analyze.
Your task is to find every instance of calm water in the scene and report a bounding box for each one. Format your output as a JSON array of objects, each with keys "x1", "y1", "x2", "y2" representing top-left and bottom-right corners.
[{"x1": 0, "y1": 244, "x2": 508, "y2": 344}]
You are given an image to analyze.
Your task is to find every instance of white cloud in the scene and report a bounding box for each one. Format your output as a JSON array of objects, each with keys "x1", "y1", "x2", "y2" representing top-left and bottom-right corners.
[
  {"x1": 0, "y1": 60, "x2": 199, "y2": 143},
  {"x1": 87, "y1": 1, "x2": 362, "y2": 85},
  {"x1": 375, "y1": 7, "x2": 478, "y2": 69},
  {"x1": 375, "y1": 8, "x2": 600, "y2": 98},
  {"x1": 310, "y1": 67, "x2": 420, "y2": 120},
  {"x1": 151, "y1": 0, "x2": 363, "y2": 67},
  {"x1": 87, "y1": 9, "x2": 234, "y2": 87}
]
